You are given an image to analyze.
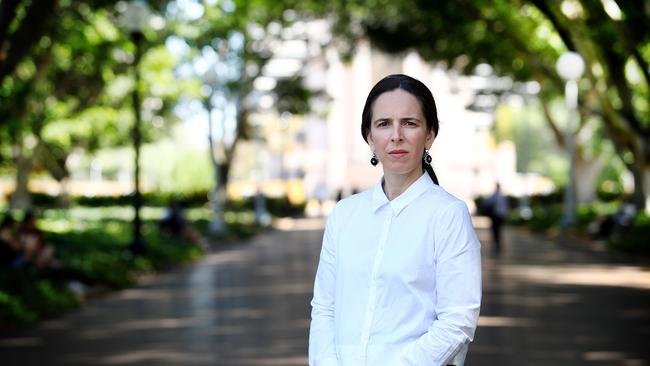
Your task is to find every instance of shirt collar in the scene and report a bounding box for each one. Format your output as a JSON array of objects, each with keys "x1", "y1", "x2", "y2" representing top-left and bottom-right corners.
[{"x1": 371, "y1": 173, "x2": 433, "y2": 215}]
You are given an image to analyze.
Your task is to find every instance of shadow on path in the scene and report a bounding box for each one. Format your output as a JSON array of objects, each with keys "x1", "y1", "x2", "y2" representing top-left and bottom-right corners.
[
  {"x1": 472, "y1": 218, "x2": 650, "y2": 366},
  {"x1": 1, "y1": 217, "x2": 649, "y2": 366},
  {"x1": 0, "y1": 218, "x2": 323, "y2": 366}
]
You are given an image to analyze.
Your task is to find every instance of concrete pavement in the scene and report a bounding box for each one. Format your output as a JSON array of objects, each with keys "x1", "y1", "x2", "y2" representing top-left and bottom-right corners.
[
  {"x1": 470, "y1": 218, "x2": 650, "y2": 365},
  {"x1": 1, "y1": 217, "x2": 649, "y2": 365}
]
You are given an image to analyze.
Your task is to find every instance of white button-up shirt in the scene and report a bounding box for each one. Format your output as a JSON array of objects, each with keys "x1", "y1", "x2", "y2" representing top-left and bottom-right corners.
[{"x1": 309, "y1": 173, "x2": 482, "y2": 366}]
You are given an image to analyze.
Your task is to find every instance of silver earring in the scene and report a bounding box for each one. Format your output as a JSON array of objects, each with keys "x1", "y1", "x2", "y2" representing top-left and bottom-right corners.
[
  {"x1": 423, "y1": 149, "x2": 432, "y2": 164},
  {"x1": 370, "y1": 152, "x2": 379, "y2": 166}
]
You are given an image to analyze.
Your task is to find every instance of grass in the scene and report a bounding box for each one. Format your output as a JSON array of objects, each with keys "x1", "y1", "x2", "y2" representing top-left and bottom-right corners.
[
  {"x1": 608, "y1": 212, "x2": 650, "y2": 255},
  {"x1": 0, "y1": 205, "x2": 259, "y2": 331},
  {"x1": 506, "y1": 200, "x2": 650, "y2": 255}
]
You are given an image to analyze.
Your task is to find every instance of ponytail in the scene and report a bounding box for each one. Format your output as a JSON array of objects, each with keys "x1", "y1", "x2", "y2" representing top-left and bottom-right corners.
[{"x1": 423, "y1": 161, "x2": 439, "y2": 185}]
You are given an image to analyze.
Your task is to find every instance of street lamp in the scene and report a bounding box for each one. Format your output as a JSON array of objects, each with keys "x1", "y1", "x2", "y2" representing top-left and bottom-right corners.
[
  {"x1": 556, "y1": 51, "x2": 585, "y2": 229},
  {"x1": 118, "y1": 0, "x2": 152, "y2": 254}
]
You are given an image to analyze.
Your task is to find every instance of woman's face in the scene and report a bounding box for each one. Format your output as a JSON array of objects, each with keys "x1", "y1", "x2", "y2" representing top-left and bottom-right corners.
[{"x1": 367, "y1": 89, "x2": 435, "y2": 177}]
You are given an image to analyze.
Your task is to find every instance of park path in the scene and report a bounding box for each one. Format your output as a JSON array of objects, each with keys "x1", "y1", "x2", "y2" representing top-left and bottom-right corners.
[{"x1": 1, "y1": 217, "x2": 649, "y2": 365}]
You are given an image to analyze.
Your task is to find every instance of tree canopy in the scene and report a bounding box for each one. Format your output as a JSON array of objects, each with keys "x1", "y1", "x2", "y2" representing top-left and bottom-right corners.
[
  {"x1": 1, "y1": 0, "x2": 648, "y2": 209},
  {"x1": 0, "y1": 0, "x2": 184, "y2": 207},
  {"x1": 284, "y1": 0, "x2": 649, "y2": 208}
]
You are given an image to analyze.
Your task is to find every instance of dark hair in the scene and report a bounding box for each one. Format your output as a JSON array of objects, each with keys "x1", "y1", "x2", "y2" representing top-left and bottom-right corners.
[{"x1": 361, "y1": 74, "x2": 439, "y2": 185}]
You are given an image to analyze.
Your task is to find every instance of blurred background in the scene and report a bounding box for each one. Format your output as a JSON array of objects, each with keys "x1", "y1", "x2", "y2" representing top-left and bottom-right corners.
[{"x1": 0, "y1": 0, "x2": 649, "y2": 365}]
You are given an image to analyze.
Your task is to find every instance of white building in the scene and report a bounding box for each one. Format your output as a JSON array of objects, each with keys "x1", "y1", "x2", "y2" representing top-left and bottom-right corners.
[{"x1": 300, "y1": 41, "x2": 521, "y2": 209}]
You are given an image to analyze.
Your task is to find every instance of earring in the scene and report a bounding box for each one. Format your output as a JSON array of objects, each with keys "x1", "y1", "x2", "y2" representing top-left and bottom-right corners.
[
  {"x1": 423, "y1": 149, "x2": 432, "y2": 164},
  {"x1": 370, "y1": 152, "x2": 379, "y2": 166}
]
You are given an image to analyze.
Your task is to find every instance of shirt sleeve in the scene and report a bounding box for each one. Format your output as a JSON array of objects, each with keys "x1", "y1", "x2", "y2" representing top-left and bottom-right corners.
[
  {"x1": 309, "y1": 207, "x2": 339, "y2": 366},
  {"x1": 399, "y1": 200, "x2": 482, "y2": 366}
]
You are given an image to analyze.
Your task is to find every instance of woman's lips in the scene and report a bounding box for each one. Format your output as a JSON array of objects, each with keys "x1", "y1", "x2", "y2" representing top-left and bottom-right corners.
[{"x1": 389, "y1": 150, "x2": 408, "y2": 157}]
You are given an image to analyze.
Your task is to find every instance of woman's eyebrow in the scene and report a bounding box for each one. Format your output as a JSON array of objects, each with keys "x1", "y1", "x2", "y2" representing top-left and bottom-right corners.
[
  {"x1": 373, "y1": 117, "x2": 391, "y2": 123},
  {"x1": 400, "y1": 117, "x2": 423, "y2": 123}
]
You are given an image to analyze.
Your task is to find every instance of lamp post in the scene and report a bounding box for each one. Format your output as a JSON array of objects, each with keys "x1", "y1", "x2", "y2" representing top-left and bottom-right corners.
[
  {"x1": 556, "y1": 51, "x2": 584, "y2": 229},
  {"x1": 118, "y1": 0, "x2": 151, "y2": 254}
]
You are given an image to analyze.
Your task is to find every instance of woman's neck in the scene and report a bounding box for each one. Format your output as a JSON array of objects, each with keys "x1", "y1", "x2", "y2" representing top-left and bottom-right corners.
[{"x1": 382, "y1": 168, "x2": 424, "y2": 201}]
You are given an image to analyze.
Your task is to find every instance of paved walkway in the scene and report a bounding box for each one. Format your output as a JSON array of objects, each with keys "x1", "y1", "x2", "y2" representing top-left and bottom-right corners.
[
  {"x1": 1, "y1": 217, "x2": 649, "y2": 365},
  {"x1": 469, "y1": 218, "x2": 650, "y2": 365}
]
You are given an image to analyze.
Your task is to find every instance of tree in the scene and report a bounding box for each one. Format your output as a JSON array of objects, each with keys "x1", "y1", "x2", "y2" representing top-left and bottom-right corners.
[
  {"x1": 283, "y1": 0, "x2": 649, "y2": 209},
  {"x1": 1, "y1": 0, "x2": 315, "y2": 214},
  {"x1": 529, "y1": 0, "x2": 649, "y2": 208},
  {"x1": 164, "y1": 0, "x2": 315, "y2": 231},
  {"x1": 0, "y1": 0, "x2": 184, "y2": 209}
]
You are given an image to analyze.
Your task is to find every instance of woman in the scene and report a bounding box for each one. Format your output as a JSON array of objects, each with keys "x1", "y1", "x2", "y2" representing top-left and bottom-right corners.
[{"x1": 309, "y1": 74, "x2": 482, "y2": 366}]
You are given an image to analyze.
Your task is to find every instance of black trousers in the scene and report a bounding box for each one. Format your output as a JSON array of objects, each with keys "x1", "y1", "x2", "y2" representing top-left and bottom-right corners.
[{"x1": 490, "y1": 215, "x2": 503, "y2": 253}]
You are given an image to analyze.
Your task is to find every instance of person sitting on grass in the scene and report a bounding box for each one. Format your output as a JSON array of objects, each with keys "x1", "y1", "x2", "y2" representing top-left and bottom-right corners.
[
  {"x1": 0, "y1": 213, "x2": 21, "y2": 267},
  {"x1": 12, "y1": 211, "x2": 60, "y2": 270},
  {"x1": 10, "y1": 211, "x2": 89, "y2": 298}
]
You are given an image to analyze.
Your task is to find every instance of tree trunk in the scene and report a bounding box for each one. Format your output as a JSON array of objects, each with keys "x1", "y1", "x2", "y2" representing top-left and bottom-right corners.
[
  {"x1": 631, "y1": 159, "x2": 648, "y2": 212},
  {"x1": 206, "y1": 99, "x2": 225, "y2": 234},
  {"x1": 207, "y1": 154, "x2": 226, "y2": 234},
  {"x1": 58, "y1": 177, "x2": 71, "y2": 207},
  {"x1": 206, "y1": 160, "x2": 230, "y2": 235},
  {"x1": 574, "y1": 155, "x2": 603, "y2": 204},
  {"x1": 10, "y1": 145, "x2": 33, "y2": 210},
  {"x1": 644, "y1": 167, "x2": 650, "y2": 215}
]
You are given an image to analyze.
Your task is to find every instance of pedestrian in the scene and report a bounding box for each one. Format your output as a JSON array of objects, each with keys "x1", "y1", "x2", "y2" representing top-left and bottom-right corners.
[
  {"x1": 309, "y1": 74, "x2": 482, "y2": 366},
  {"x1": 483, "y1": 183, "x2": 509, "y2": 254},
  {"x1": 159, "y1": 199, "x2": 199, "y2": 244}
]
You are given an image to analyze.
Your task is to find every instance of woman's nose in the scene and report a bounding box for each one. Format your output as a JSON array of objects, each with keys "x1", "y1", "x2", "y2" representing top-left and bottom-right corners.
[{"x1": 390, "y1": 125, "x2": 403, "y2": 141}]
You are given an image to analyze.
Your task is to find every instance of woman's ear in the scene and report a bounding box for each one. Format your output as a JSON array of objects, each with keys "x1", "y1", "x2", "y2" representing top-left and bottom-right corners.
[
  {"x1": 366, "y1": 130, "x2": 375, "y2": 150},
  {"x1": 425, "y1": 129, "x2": 435, "y2": 149}
]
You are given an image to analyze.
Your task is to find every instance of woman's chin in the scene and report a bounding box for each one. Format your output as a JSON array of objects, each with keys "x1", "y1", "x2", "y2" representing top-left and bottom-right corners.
[{"x1": 381, "y1": 163, "x2": 421, "y2": 176}]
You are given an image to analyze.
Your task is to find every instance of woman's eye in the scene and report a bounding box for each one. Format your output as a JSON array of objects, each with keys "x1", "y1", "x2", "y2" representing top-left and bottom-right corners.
[
  {"x1": 377, "y1": 121, "x2": 389, "y2": 127},
  {"x1": 404, "y1": 120, "x2": 417, "y2": 126}
]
